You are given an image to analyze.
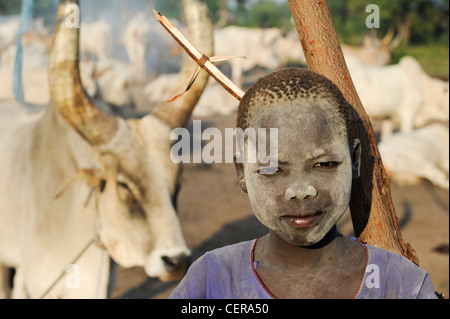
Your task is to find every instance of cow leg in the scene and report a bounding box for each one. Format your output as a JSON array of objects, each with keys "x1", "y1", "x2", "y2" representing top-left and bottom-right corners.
[
  {"x1": 390, "y1": 159, "x2": 450, "y2": 190},
  {"x1": 439, "y1": 156, "x2": 449, "y2": 175},
  {"x1": 415, "y1": 163, "x2": 450, "y2": 190},
  {"x1": 230, "y1": 59, "x2": 244, "y2": 87},
  {"x1": 380, "y1": 119, "x2": 394, "y2": 142},
  {"x1": 11, "y1": 267, "x2": 28, "y2": 299},
  {"x1": 0, "y1": 264, "x2": 12, "y2": 299},
  {"x1": 399, "y1": 110, "x2": 417, "y2": 135}
]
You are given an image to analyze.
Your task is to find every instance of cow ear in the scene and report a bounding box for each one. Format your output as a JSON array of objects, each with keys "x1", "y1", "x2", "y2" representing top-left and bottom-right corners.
[
  {"x1": 55, "y1": 167, "x2": 106, "y2": 199},
  {"x1": 99, "y1": 179, "x2": 107, "y2": 193}
]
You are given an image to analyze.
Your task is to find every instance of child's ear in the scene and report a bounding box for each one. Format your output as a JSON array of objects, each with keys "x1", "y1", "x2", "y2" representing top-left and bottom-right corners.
[
  {"x1": 350, "y1": 139, "x2": 361, "y2": 179},
  {"x1": 234, "y1": 154, "x2": 247, "y2": 193}
]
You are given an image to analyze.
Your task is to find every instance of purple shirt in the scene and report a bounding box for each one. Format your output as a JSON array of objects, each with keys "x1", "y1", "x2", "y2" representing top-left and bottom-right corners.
[{"x1": 169, "y1": 239, "x2": 438, "y2": 299}]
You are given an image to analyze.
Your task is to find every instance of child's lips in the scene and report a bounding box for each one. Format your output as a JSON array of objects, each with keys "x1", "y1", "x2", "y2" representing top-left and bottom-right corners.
[{"x1": 281, "y1": 211, "x2": 324, "y2": 228}]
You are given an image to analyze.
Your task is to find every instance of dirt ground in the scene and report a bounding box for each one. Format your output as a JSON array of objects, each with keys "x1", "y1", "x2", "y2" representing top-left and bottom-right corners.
[{"x1": 111, "y1": 112, "x2": 449, "y2": 299}]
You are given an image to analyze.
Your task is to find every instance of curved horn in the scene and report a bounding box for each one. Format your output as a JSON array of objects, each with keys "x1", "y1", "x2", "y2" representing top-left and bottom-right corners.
[
  {"x1": 152, "y1": 0, "x2": 213, "y2": 128},
  {"x1": 389, "y1": 31, "x2": 403, "y2": 50},
  {"x1": 380, "y1": 28, "x2": 395, "y2": 46},
  {"x1": 49, "y1": 0, "x2": 118, "y2": 146}
]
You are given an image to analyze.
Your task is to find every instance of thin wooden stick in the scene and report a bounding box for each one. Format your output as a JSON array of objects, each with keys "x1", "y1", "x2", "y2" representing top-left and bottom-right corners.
[{"x1": 153, "y1": 9, "x2": 245, "y2": 100}]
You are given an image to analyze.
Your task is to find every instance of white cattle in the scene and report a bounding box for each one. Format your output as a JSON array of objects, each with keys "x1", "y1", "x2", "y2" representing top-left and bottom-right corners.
[
  {"x1": 120, "y1": 13, "x2": 151, "y2": 80},
  {"x1": 194, "y1": 80, "x2": 239, "y2": 117},
  {"x1": 276, "y1": 30, "x2": 398, "y2": 68},
  {"x1": 0, "y1": 69, "x2": 49, "y2": 104},
  {"x1": 148, "y1": 18, "x2": 186, "y2": 75},
  {"x1": 342, "y1": 31, "x2": 399, "y2": 67},
  {"x1": 275, "y1": 30, "x2": 306, "y2": 66},
  {"x1": 120, "y1": 14, "x2": 186, "y2": 79},
  {"x1": 378, "y1": 123, "x2": 449, "y2": 189},
  {"x1": 0, "y1": 26, "x2": 51, "y2": 104},
  {"x1": 0, "y1": 40, "x2": 48, "y2": 72},
  {"x1": 214, "y1": 26, "x2": 281, "y2": 86},
  {"x1": 1, "y1": 57, "x2": 134, "y2": 107},
  {"x1": 0, "y1": 18, "x2": 51, "y2": 72},
  {"x1": 0, "y1": 17, "x2": 20, "y2": 52},
  {"x1": 214, "y1": 27, "x2": 399, "y2": 87},
  {"x1": 144, "y1": 74, "x2": 238, "y2": 117},
  {"x1": 415, "y1": 75, "x2": 450, "y2": 128},
  {"x1": 144, "y1": 73, "x2": 178, "y2": 107},
  {"x1": 80, "y1": 19, "x2": 111, "y2": 60},
  {"x1": 0, "y1": 0, "x2": 212, "y2": 299},
  {"x1": 79, "y1": 58, "x2": 136, "y2": 106},
  {"x1": 348, "y1": 56, "x2": 449, "y2": 141}
]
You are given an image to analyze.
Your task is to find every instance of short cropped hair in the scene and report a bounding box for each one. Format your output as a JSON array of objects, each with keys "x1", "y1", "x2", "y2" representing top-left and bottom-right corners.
[{"x1": 236, "y1": 67, "x2": 358, "y2": 140}]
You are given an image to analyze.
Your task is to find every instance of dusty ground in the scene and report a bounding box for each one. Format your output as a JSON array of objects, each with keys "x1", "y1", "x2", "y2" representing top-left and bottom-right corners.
[{"x1": 111, "y1": 112, "x2": 449, "y2": 299}]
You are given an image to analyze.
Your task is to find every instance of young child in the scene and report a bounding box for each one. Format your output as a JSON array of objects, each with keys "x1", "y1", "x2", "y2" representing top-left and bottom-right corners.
[{"x1": 169, "y1": 68, "x2": 438, "y2": 299}]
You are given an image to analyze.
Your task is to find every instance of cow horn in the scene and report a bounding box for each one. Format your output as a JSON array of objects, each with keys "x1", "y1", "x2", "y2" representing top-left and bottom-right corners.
[
  {"x1": 152, "y1": 0, "x2": 213, "y2": 129},
  {"x1": 49, "y1": 0, "x2": 118, "y2": 146},
  {"x1": 380, "y1": 28, "x2": 395, "y2": 46}
]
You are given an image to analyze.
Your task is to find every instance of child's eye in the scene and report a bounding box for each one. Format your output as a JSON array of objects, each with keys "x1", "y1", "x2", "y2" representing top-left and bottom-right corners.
[
  {"x1": 314, "y1": 162, "x2": 340, "y2": 169},
  {"x1": 258, "y1": 167, "x2": 282, "y2": 175}
]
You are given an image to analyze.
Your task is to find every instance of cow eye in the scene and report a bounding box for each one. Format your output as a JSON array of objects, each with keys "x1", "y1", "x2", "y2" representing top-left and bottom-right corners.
[
  {"x1": 116, "y1": 175, "x2": 144, "y2": 205},
  {"x1": 99, "y1": 179, "x2": 107, "y2": 193},
  {"x1": 118, "y1": 181, "x2": 132, "y2": 193},
  {"x1": 117, "y1": 181, "x2": 146, "y2": 217},
  {"x1": 117, "y1": 181, "x2": 138, "y2": 200}
]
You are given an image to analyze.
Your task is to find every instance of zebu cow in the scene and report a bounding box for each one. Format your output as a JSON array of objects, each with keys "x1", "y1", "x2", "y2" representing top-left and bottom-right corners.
[
  {"x1": 214, "y1": 27, "x2": 399, "y2": 87},
  {"x1": 80, "y1": 19, "x2": 111, "y2": 60},
  {"x1": 276, "y1": 29, "x2": 399, "y2": 68},
  {"x1": 0, "y1": 0, "x2": 212, "y2": 298},
  {"x1": 144, "y1": 73, "x2": 238, "y2": 117},
  {"x1": 348, "y1": 56, "x2": 449, "y2": 141},
  {"x1": 342, "y1": 31, "x2": 400, "y2": 67},
  {"x1": 120, "y1": 13, "x2": 151, "y2": 79},
  {"x1": 79, "y1": 58, "x2": 136, "y2": 107},
  {"x1": 0, "y1": 17, "x2": 20, "y2": 52},
  {"x1": 275, "y1": 30, "x2": 306, "y2": 66},
  {"x1": 378, "y1": 123, "x2": 449, "y2": 189},
  {"x1": 121, "y1": 14, "x2": 186, "y2": 77},
  {"x1": 214, "y1": 26, "x2": 281, "y2": 86}
]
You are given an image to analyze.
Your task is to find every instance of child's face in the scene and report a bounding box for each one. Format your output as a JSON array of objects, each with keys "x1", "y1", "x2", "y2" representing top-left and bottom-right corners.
[{"x1": 240, "y1": 99, "x2": 360, "y2": 247}]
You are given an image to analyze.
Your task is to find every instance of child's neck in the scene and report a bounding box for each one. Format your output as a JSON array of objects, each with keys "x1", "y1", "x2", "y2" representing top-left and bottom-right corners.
[
  {"x1": 254, "y1": 226, "x2": 367, "y2": 298},
  {"x1": 260, "y1": 226, "x2": 343, "y2": 268}
]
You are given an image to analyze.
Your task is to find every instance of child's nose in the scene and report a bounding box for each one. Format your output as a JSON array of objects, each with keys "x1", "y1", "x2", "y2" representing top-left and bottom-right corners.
[{"x1": 284, "y1": 185, "x2": 318, "y2": 200}]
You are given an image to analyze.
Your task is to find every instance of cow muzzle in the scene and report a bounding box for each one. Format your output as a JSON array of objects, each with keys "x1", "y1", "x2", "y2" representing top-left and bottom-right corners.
[
  {"x1": 145, "y1": 248, "x2": 191, "y2": 281},
  {"x1": 160, "y1": 253, "x2": 191, "y2": 281}
]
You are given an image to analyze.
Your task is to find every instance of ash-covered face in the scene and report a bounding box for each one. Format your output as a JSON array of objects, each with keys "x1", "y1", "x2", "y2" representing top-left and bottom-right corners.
[{"x1": 238, "y1": 98, "x2": 360, "y2": 247}]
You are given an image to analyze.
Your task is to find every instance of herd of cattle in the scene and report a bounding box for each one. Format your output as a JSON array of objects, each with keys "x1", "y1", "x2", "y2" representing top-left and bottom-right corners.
[{"x1": 0, "y1": 0, "x2": 448, "y2": 298}]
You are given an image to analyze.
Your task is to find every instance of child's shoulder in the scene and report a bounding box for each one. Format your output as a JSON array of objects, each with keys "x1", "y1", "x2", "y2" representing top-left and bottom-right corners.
[
  {"x1": 357, "y1": 242, "x2": 438, "y2": 299},
  {"x1": 364, "y1": 243, "x2": 421, "y2": 273},
  {"x1": 169, "y1": 239, "x2": 266, "y2": 299}
]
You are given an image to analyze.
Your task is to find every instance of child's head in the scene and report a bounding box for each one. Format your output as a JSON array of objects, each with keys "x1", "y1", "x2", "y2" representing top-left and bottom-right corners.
[{"x1": 235, "y1": 67, "x2": 361, "y2": 247}]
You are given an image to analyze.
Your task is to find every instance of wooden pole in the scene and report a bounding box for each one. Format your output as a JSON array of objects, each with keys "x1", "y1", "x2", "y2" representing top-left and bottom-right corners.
[{"x1": 287, "y1": 0, "x2": 418, "y2": 264}]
